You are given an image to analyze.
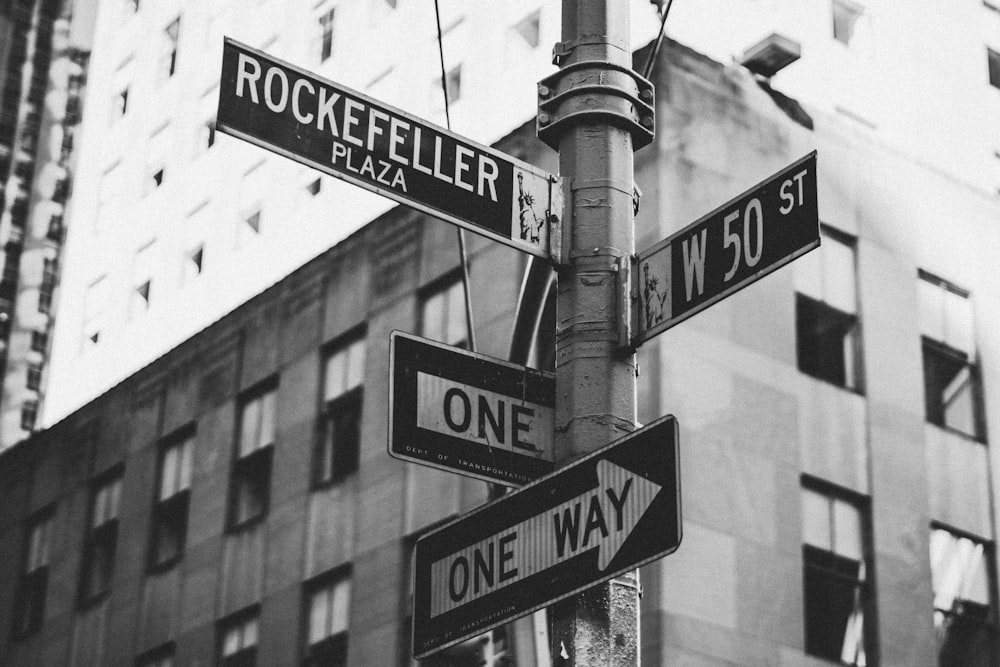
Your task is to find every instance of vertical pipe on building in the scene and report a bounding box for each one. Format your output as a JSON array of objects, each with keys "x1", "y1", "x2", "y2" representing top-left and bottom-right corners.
[{"x1": 548, "y1": 0, "x2": 639, "y2": 664}]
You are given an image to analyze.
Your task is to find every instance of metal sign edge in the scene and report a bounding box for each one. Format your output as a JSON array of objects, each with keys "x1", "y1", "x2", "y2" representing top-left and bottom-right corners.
[
  {"x1": 215, "y1": 123, "x2": 552, "y2": 260},
  {"x1": 636, "y1": 150, "x2": 818, "y2": 264},
  {"x1": 220, "y1": 38, "x2": 555, "y2": 181},
  {"x1": 411, "y1": 414, "x2": 681, "y2": 659},
  {"x1": 386, "y1": 331, "x2": 556, "y2": 488},
  {"x1": 217, "y1": 37, "x2": 559, "y2": 260},
  {"x1": 634, "y1": 236, "x2": 821, "y2": 345}
]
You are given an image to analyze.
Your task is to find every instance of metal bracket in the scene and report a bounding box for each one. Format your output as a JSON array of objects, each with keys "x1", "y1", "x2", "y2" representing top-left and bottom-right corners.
[
  {"x1": 616, "y1": 254, "x2": 634, "y2": 351},
  {"x1": 537, "y1": 60, "x2": 655, "y2": 151},
  {"x1": 546, "y1": 175, "x2": 564, "y2": 265}
]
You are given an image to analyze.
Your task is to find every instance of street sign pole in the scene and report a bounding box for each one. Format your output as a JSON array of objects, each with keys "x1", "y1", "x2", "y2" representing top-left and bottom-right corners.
[{"x1": 536, "y1": 0, "x2": 655, "y2": 664}]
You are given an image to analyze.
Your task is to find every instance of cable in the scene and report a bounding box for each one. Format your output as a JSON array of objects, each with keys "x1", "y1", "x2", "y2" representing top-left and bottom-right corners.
[
  {"x1": 434, "y1": 0, "x2": 477, "y2": 354},
  {"x1": 642, "y1": 0, "x2": 675, "y2": 80}
]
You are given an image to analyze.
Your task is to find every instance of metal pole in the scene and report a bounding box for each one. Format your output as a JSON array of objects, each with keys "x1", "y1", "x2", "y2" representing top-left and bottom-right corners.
[{"x1": 539, "y1": 0, "x2": 649, "y2": 664}]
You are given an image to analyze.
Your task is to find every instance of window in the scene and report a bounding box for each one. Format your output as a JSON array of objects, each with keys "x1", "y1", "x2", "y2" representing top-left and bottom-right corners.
[
  {"x1": 150, "y1": 167, "x2": 164, "y2": 190},
  {"x1": 315, "y1": 337, "x2": 365, "y2": 486},
  {"x1": 228, "y1": 383, "x2": 276, "y2": 529},
  {"x1": 930, "y1": 526, "x2": 997, "y2": 666},
  {"x1": 83, "y1": 276, "x2": 107, "y2": 348},
  {"x1": 148, "y1": 428, "x2": 194, "y2": 571},
  {"x1": 20, "y1": 400, "x2": 37, "y2": 431},
  {"x1": 319, "y1": 9, "x2": 336, "y2": 61},
  {"x1": 26, "y1": 361, "x2": 42, "y2": 391},
  {"x1": 306, "y1": 178, "x2": 321, "y2": 196},
  {"x1": 801, "y1": 480, "x2": 871, "y2": 665},
  {"x1": 132, "y1": 242, "x2": 156, "y2": 317},
  {"x1": 989, "y1": 48, "x2": 1000, "y2": 89},
  {"x1": 919, "y1": 271, "x2": 982, "y2": 439},
  {"x1": 832, "y1": 0, "x2": 863, "y2": 45},
  {"x1": 127, "y1": 0, "x2": 140, "y2": 12},
  {"x1": 79, "y1": 470, "x2": 123, "y2": 607},
  {"x1": 202, "y1": 120, "x2": 216, "y2": 150},
  {"x1": 136, "y1": 642, "x2": 175, "y2": 667},
  {"x1": 794, "y1": 229, "x2": 861, "y2": 391},
  {"x1": 304, "y1": 570, "x2": 351, "y2": 666},
  {"x1": 12, "y1": 508, "x2": 53, "y2": 638},
  {"x1": 218, "y1": 607, "x2": 259, "y2": 667},
  {"x1": 163, "y1": 18, "x2": 180, "y2": 79},
  {"x1": 420, "y1": 278, "x2": 467, "y2": 347},
  {"x1": 38, "y1": 257, "x2": 57, "y2": 314},
  {"x1": 47, "y1": 213, "x2": 64, "y2": 242},
  {"x1": 184, "y1": 245, "x2": 204, "y2": 283},
  {"x1": 115, "y1": 88, "x2": 128, "y2": 117},
  {"x1": 441, "y1": 65, "x2": 462, "y2": 104},
  {"x1": 245, "y1": 210, "x2": 261, "y2": 235},
  {"x1": 513, "y1": 9, "x2": 541, "y2": 48},
  {"x1": 30, "y1": 330, "x2": 47, "y2": 353}
]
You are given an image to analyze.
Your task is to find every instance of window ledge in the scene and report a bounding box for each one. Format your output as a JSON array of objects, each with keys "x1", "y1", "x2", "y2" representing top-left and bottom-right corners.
[{"x1": 925, "y1": 420, "x2": 986, "y2": 445}]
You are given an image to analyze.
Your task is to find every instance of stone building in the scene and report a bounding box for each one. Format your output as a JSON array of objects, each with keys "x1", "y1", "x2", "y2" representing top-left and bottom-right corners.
[{"x1": 2, "y1": 30, "x2": 999, "y2": 667}]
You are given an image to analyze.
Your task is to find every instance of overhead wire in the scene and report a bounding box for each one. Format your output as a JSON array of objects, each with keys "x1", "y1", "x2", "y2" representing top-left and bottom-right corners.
[
  {"x1": 642, "y1": 0, "x2": 675, "y2": 80},
  {"x1": 434, "y1": 0, "x2": 477, "y2": 354}
]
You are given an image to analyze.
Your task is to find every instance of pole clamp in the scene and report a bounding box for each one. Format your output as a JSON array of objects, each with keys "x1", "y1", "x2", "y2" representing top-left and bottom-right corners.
[{"x1": 537, "y1": 61, "x2": 655, "y2": 151}]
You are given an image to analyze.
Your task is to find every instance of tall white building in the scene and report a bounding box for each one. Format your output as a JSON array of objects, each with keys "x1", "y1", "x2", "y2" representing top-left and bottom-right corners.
[{"x1": 43, "y1": 0, "x2": 1000, "y2": 423}]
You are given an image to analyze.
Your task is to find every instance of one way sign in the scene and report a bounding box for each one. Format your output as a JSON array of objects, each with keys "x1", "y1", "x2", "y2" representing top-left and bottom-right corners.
[{"x1": 412, "y1": 415, "x2": 681, "y2": 658}]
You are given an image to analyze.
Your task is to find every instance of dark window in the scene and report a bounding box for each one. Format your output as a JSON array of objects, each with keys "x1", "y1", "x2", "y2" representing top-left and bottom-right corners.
[
  {"x1": 245, "y1": 210, "x2": 261, "y2": 235},
  {"x1": 129, "y1": 0, "x2": 140, "y2": 13},
  {"x1": 134, "y1": 279, "x2": 151, "y2": 311},
  {"x1": 20, "y1": 400, "x2": 37, "y2": 431},
  {"x1": 832, "y1": 0, "x2": 863, "y2": 45},
  {"x1": 923, "y1": 339, "x2": 982, "y2": 438},
  {"x1": 30, "y1": 329, "x2": 47, "y2": 353},
  {"x1": 442, "y1": 65, "x2": 462, "y2": 104},
  {"x1": 919, "y1": 272, "x2": 982, "y2": 439},
  {"x1": 801, "y1": 481, "x2": 871, "y2": 665},
  {"x1": 116, "y1": 88, "x2": 128, "y2": 116},
  {"x1": 513, "y1": 10, "x2": 541, "y2": 48},
  {"x1": 11, "y1": 508, "x2": 53, "y2": 639},
  {"x1": 203, "y1": 120, "x2": 216, "y2": 150},
  {"x1": 315, "y1": 338, "x2": 365, "y2": 486},
  {"x1": 795, "y1": 230, "x2": 861, "y2": 391},
  {"x1": 319, "y1": 9, "x2": 336, "y2": 61},
  {"x1": 219, "y1": 607, "x2": 259, "y2": 667},
  {"x1": 148, "y1": 429, "x2": 194, "y2": 571},
  {"x1": 304, "y1": 569, "x2": 351, "y2": 667},
  {"x1": 163, "y1": 18, "x2": 180, "y2": 78},
  {"x1": 79, "y1": 471, "x2": 123, "y2": 607},
  {"x1": 228, "y1": 383, "x2": 276, "y2": 529},
  {"x1": 931, "y1": 527, "x2": 997, "y2": 666},
  {"x1": 151, "y1": 168, "x2": 164, "y2": 188},
  {"x1": 186, "y1": 246, "x2": 204, "y2": 281},
  {"x1": 47, "y1": 214, "x2": 64, "y2": 242},
  {"x1": 26, "y1": 361, "x2": 42, "y2": 391},
  {"x1": 136, "y1": 642, "x2": 174, "y2": 667},
  {"x1": 38, "y1": 257, "x2": 57, "y2": 314},
  {"x1": 420, "y1": 277, "x2": 467, "y2": 348},
  {"x1": 989, "y1": 48, "x2": 1000, "y2": 89},
  {"x1": 306, "y1": 178, "x2": 321, "y2": 196}
]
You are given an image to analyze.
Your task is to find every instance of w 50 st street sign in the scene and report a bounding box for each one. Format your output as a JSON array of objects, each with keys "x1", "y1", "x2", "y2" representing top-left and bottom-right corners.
[
  {"x1": 217, "y1": 38, "x2": 559, "y2": 260},
  {"x1": 634, "y1": 152, "x2": 819, "y2": 347},
  {"x1": 412, "y1": 416, "x2": 681, "y2": 658}
]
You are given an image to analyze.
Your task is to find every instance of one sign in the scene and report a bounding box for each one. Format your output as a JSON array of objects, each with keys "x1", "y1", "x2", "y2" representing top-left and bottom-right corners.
[
  {"x1": 633, "y1": 151, "x2": 819, "y2": 346},
  {"x1": 389, "y1": 331, "x2": 555, "y2": 487},
  {"x1": 412, "y1": 415, "x2": 681, "y2": 658},
  {"x1": 217, "y1": 38, "x2": 559, "y2": 260}
]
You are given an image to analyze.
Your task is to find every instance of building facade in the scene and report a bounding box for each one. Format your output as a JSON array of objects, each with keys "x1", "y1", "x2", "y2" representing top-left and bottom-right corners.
[
  {"x1": 2, "y1": 11, "x2": 1000, "y2": 667},
  {"x1": 0, "y1": 0, "x2": 97, "y2": 449},
  {"x1": 51, "y1": 0, "x2": 1000, "y2": 429}
]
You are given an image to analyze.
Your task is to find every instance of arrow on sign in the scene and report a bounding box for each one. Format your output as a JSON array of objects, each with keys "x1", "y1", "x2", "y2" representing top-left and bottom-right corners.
[
  {"x1": 429, "y1": 460, "x2": 661, "y2": 616},
  {"x1": 412, "y1": 415, "x2": 680, "y2": 658}
]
